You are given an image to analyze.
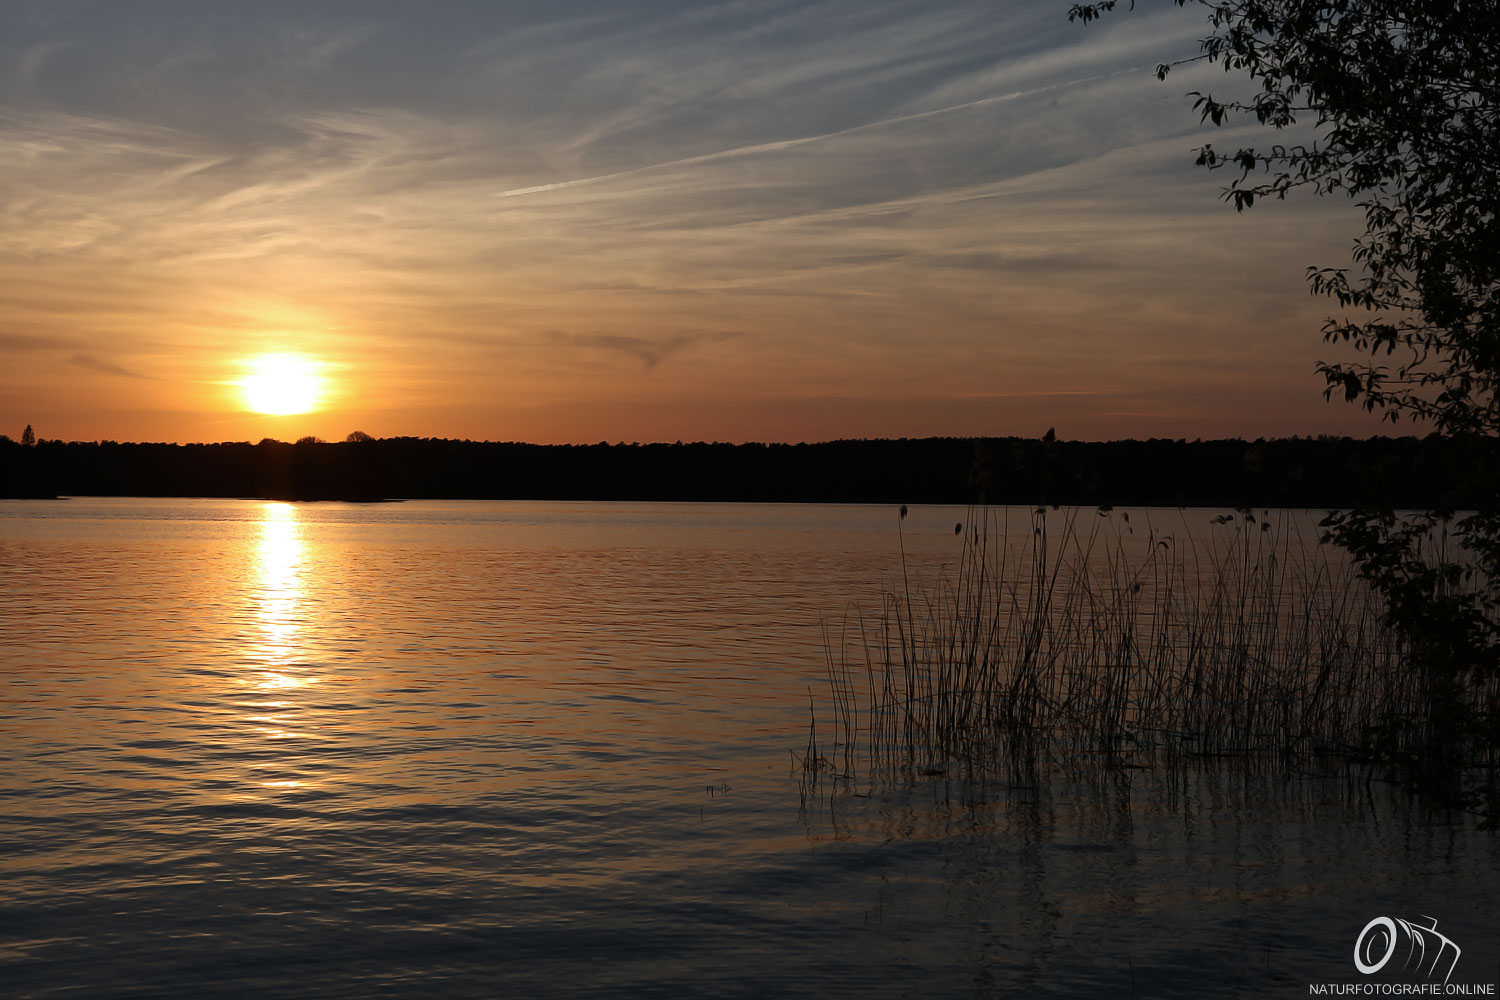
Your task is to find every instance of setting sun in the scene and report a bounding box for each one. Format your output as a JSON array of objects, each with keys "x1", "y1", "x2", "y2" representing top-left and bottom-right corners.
[{"x1": 239, "y1": 355, "x2": 324, "y2": 415}]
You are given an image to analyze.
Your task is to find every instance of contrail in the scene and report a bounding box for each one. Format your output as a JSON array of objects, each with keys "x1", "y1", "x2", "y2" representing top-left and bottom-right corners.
[{"x1": 491, "y1": 71, "x2": 1123, "y2": 200}]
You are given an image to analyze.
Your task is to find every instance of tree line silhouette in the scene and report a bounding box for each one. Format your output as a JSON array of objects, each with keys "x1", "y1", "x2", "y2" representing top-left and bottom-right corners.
[{"x1": 0, "y1": 432, "x2": 1486, "y2": 509}]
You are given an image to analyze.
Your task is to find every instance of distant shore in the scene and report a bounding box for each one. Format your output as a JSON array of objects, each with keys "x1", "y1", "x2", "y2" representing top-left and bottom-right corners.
[{"x1": 0, "y1": 434, "x2": 1489, "y2": 509}]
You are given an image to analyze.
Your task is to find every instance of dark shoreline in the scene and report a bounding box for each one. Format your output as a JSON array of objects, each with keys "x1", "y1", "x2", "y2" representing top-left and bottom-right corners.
[{"x1": 1, "y1": 434, "x2": 1490, "y2": 509}]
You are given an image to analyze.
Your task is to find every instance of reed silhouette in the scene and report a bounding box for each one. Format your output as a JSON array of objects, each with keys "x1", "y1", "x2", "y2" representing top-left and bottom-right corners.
[{"x1": 805, "y1": 505, "x2": 1497, "y2": 817}]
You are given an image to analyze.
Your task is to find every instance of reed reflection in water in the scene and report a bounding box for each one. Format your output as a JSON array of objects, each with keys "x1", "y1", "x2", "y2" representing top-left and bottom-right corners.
[{"x1": 0, "y1": 498, "x2": 1494, "y2": 999}]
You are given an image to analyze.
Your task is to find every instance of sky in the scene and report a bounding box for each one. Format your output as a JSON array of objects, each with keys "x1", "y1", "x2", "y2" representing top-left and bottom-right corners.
[{"x1": 0, "y1": 0, "x2": 1392, "y2": 445}]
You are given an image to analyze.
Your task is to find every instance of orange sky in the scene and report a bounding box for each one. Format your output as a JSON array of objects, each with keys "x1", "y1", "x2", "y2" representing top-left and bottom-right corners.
[{"x1": 1, "y1": 2, "x2": 1395, "y2": 444}]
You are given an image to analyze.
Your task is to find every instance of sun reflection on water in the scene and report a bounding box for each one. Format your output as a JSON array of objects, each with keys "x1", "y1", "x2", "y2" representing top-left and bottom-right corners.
[
  {"x1": 245, "y1": 503, "x2": 316, "y2": 763},
  {"x1": 254, "y1": 502, "x2": 305, "y2": 679}
]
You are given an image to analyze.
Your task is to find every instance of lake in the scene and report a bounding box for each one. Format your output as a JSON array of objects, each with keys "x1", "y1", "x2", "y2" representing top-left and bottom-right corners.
[{"x1": 2, "y1": 498, "x2": 1495, "y2": 998}]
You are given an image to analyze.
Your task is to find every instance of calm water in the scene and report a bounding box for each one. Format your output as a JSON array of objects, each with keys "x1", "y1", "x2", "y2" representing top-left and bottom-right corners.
[{"x1": 1, "y1": 498, "x2": 1495, "y2": 998}]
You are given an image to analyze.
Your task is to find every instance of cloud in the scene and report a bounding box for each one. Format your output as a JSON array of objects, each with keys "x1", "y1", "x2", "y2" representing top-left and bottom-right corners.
[
  {"x1": 17, "y1": 41, "x2": 74, "y2": 89},
  {"x1": 278, "y1": 23, "x2": 385, "y2": 70},
  {"x1": 547, "y1": 330, "x2": 741, "y2": 370},
  {"x1": 68, "y1": 354, "x2": 158, "y2": 380},
  {"x1": 0, "y1": 2, "x2": 1386, "y2": 443},
  {"x1": 491, "y1": 72, "x2": 1122, "y2": 201},
  {"x1": 0, "y1": 332, "x2": 80, "y2": 352}
]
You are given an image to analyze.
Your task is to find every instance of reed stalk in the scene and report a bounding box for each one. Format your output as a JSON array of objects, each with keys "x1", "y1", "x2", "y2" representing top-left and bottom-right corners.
[{"x1": 815, "y1": 506, "x2": 1499, "y2": 798}]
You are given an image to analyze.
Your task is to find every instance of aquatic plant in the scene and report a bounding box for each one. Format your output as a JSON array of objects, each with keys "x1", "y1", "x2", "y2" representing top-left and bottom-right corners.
[{"x1": 814, "y1": 506, "x2": 1498, "y2": 808}]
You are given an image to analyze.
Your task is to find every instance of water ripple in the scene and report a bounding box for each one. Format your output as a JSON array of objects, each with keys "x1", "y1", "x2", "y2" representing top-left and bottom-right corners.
[{"x1": 2, "y1": 499, "x2": 1496, "y2": 998}]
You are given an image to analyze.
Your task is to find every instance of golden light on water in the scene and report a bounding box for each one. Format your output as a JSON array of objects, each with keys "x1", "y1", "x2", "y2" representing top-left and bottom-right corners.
[
  {"x1": 240, "y1": 354, "x2": 325, "y2": 415},
  {"x1": 254, "y1": 502, "x2": 304, "y2": 674},
  {"x1": 248, "y1": 503, "x2": 315, "y2": 760}
]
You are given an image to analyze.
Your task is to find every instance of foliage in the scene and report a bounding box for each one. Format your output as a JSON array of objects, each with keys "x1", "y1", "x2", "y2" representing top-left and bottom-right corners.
[
  {"x1": 1072, "y1": 0, "x2": 1499, "y2": 433},
  {"x1": 21, "y1": 424, "x2": 35, "y2": 447},
  {"x1": 1069, "y1": 0, "x2": 1499, "y2": 792}
]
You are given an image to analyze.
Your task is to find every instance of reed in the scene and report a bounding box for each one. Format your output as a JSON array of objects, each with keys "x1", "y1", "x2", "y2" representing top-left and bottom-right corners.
[{"x1": 814, "y1": 506, "x2": 1499, "y2": 797}]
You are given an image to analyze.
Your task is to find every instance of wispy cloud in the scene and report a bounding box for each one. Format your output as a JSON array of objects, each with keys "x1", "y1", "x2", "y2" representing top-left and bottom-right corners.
[
  {"x1": 547, "y1": 330, "x2": 741, "y2": 371},
  {"x1": 0, "y1": 2, "x2": 1385, "y2": 443},
  {"x1": 68, "y1": 353, "x2": 158, "y2": 380},
  {"x1": 16, "y1": 41, "x2": 74, "y2": 89},
  {"x1": 0, "y1": 331, "x2": 81, "y2": 352},
  {"x1": 491, "y1": 72, "x2": 1122, "y2": 201}
]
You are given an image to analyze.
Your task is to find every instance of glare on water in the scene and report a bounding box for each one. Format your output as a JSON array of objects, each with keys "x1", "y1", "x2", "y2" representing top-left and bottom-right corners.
[{"x1": 254, "y1": 502, "x2": 306, "y2": 673}]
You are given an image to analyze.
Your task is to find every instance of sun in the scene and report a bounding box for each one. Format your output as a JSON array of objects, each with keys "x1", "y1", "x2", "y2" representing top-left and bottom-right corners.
[{"x1": 240, "y1": 354, "x2": 324, "y2": 415}]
